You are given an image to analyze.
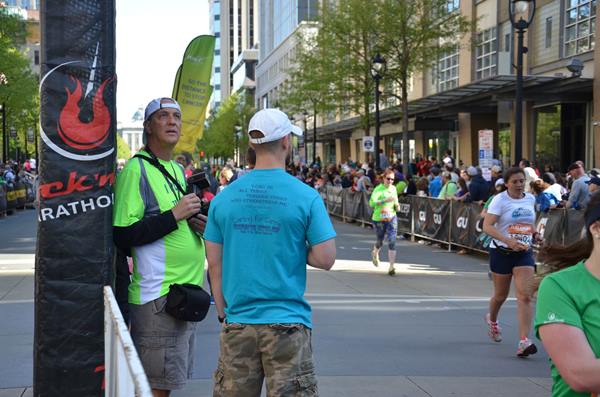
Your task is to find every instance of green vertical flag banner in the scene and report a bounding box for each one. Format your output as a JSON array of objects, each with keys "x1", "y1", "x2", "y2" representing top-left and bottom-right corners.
[{"x1": 172, "y1": 35, "x2": 215, "y2": 153}]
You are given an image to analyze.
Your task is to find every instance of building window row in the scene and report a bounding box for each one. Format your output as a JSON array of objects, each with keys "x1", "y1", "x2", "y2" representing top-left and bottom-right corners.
[
  {"x1": 438, "y1": 45, "x2": 459, "y2": 92},
  {"x1": 476, "y1": 27, "x2": 497, "y2": 80},
  {"x1": 565, "y1": 0, "x2": 596, "y2": 56}
]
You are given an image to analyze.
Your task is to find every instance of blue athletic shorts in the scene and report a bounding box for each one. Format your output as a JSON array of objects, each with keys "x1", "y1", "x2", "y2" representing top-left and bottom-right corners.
[{"x1": 489, "y1": 247, "x2": 535, "y2": 275}]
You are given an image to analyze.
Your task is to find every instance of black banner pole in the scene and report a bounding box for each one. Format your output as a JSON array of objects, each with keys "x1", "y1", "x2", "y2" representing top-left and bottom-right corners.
[{"x1": 35, "y1": 1, "x2": 116, "y2": 395}]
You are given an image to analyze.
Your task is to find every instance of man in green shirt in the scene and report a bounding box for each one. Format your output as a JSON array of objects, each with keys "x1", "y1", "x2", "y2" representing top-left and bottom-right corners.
[
  {"x1": 438, "y1": 171, "x2": 458, "y2": 200},
  {"x1": 113, "y1": 97, "x2": 206, "y2": 396}
]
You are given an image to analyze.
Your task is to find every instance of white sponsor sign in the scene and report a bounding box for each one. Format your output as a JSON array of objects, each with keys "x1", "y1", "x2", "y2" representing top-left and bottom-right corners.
[
  {"x1": 363, "y1": 136, "x2": 375, "y2": 153},
  {"x1": 478, "y1": 129, "x2": 493, "y2": 168}
]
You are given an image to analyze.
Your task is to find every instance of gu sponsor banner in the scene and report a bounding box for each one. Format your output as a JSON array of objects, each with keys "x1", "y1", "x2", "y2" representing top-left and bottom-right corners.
[
  {"x1": 362, "y1": 191, "x2": 373, "y2": 222},
  {"x1": 413, "y1": 197, "x2": 429, "y2": 236},
  {"x1": 325, "y1": 186, "x2": 343, "y2": 217},
  {"x1": 536, "y1": 209, "x2": 566, "y2": 246},
  {"x1": 36, "y1": 1, "x2": 116, "y2": 396},
  {"x1": 451, "y1": 201, "x2": 472, "y2": 247},
  {"x1": 564, "y1": 209, "x2": 585, "y2": 245},
  {"x1": 343, "y1": 189, "x2": 362, "y2": 220},
  {"x1": 396, "y1": 196, "x2": 412, "y2": 233},
  {"x1": 468, "y1": 203, "x2": 488, "y2": 250},
  {"x1": 413, "y1": 197, "x2": 449, "y2": 241},
  {"x1": 426, "y1": 199, "x2": 449, "y2": 241}
]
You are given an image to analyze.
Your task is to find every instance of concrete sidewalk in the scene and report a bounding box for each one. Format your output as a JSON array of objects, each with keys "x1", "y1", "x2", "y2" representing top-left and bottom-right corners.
[
  {"x1": 1, "y1": 376, "x2": 553, "y2": 397},
  {"x1": 0, "y1": 213, "x2": 553, "y2": 396}
]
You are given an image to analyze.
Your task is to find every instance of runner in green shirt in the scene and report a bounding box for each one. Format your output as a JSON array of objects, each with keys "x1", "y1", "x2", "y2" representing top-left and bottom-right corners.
[
  {"x1": 369, "y1": 169, "x2": 400, "y2": 276},
  {"x1": 535, "y1": 192, "x2": 600, "y2": 396}
]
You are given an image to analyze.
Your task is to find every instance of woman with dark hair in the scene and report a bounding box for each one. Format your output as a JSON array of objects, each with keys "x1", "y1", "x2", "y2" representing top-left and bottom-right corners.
[
  {"x1": 454, "y1": 177, "x2": 470, "y2": 201},
  {"x1": 534, "y1": 192, "x2": 600, "y2": 396},
  {"x1": 483, "y1": 167, "x2": 540, "y2": 357}
]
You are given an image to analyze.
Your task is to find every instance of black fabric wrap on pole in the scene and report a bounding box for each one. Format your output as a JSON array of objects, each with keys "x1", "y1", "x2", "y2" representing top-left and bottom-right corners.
[{"x1": 35, "y1": 1, "x2": 116, "y2": 396}]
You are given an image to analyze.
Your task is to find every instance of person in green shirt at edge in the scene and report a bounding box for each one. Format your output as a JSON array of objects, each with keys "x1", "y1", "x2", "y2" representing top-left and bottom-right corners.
[
  {"x1": 395, "y1": 173, "x2": 407, "y2": 197},
  {"x1": 369, "y1": 169, "x2": 400, "y2": 276},
  {"x1": 438, "y1": 171, "x2": 458, "y2": 200},
  {"x1": 534, "y1": 192, "x2": 600, "y2": 397},
  {"x1": 113, "y1": 97, "x2": 206, "y2": 397}
]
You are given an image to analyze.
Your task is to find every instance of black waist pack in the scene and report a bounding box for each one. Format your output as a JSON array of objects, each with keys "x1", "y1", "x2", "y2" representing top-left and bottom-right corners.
[{"x1": 165, "y1": 283, "x2": 211, "y2": 322}]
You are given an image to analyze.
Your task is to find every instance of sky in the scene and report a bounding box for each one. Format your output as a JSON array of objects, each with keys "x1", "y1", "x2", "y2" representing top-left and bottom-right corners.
[{"x1": 115, "y1": 0, "x2": 211, "y2": 124}]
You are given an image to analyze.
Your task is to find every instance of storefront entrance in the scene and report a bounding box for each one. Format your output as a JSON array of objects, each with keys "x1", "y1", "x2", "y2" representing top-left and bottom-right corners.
[{"x1": 534, "y1": 103, "x2": 588, "y2": 172}]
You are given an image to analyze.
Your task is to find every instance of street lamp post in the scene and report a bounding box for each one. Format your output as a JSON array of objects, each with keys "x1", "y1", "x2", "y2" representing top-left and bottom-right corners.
[
  {"x1": 371, "y1": 53, "x2": 386, "y2": 170},
  {"x1": 509, "y1": 0, "x2": 535, "y2": 165},
  {"x1": 302, "y1": 111, "x2": 308, "y2": 165},
  {"x1": 0, "y1": 73, "x2": 8, "y2": 163}
]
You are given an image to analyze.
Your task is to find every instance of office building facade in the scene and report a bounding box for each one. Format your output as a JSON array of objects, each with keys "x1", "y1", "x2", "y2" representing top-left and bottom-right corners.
[{"x1": 259, "y1": 0, "x2": 600, "y2": 171}]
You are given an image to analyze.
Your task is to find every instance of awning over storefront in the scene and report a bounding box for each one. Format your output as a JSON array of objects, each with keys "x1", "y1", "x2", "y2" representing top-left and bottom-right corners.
[{"x1": 307, "y1": 74, "x2": 592, "y2": 141}]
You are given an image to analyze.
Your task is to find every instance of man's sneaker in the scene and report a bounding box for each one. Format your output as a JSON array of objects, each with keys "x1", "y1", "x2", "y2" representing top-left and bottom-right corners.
[
  {"x1": 485, "y1": 313, "x2": 502, "y2": 342},
  {"x1": 517, "y1": 338, "x2": 538, "y2": 358},
  {"x1": 388, "y1": 266, "x2": 395, "y2": 276},
  {"x1": 371, "y1": 249, "x2": 379, "y2": 267}
]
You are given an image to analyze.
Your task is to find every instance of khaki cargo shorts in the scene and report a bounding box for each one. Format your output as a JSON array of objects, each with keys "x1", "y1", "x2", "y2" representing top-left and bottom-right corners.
[
  {"x1": 129, "y1": 296, "x2": 197, "y2": 390},
  {"x1": 213, "y1": 323, "x2": 318, "y2": 397}
]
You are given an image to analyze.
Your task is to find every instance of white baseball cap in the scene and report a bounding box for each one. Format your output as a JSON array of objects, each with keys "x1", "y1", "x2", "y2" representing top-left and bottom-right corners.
[
  {"x1": 247, "y1": 108, "x2": 303, "y2": 144},
  {"x1": 144, "y1": 97, "x2": 181, "y2": 121}
]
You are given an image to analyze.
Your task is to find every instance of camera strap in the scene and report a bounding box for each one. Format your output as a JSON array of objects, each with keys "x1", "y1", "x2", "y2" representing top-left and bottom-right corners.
[{"x1": 133, "y1": 149, "x2": 186, "y2": 198}]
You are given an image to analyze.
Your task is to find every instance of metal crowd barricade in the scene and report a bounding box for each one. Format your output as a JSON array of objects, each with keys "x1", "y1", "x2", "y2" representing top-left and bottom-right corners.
[
  {"x1": 320, "y1": 185, "x2": 584, "y2": 254},
  {"x1": 104, "y1": 286, "x2": 152, "y2": 397}
]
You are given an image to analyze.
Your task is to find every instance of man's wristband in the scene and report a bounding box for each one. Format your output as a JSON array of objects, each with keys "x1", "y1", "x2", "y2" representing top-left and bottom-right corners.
[{"x1": 218, "y1": 315, "x2": 225, "y2": 323}]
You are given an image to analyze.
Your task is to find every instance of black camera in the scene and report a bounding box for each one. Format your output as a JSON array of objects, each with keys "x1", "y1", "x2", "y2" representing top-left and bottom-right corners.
[{"x1": 187, "y1": 171, "x2": 211, "y2": 216}]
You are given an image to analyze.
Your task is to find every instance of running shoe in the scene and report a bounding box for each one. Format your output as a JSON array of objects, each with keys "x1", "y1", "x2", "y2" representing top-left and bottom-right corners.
[
  {"x1": 485, "y1": 313, "x2": 502, "y2": 342},
  {"x1": 388, "y1": 266, "x2": 395, "y2": 276},
  {"x1": 371, "y1": 249, "x2": 379, "y2": 267},
  {"x1": 516, "y1": 338, "x2": 538, "y2": 358}
]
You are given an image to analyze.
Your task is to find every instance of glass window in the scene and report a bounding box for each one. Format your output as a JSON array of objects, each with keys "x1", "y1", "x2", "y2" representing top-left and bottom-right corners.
[
  {"x1": 535, "y1": 105, "x2": 561, "y2": 172},
  {"x1": 438, "y1": 45, "x2": 459, "y2": 92},
  {"x1": 476, "y1": 27, "x2": 497, "y2": 80},
  {"x1": 545, "y1": 17, "x2": 553, "y2": 48},
  {"x1": 497, "y1": 125, "x2": 511, "y2": 168},
  {"x1": 565, "y1": 0, "x2": 596, "y2": 56}
]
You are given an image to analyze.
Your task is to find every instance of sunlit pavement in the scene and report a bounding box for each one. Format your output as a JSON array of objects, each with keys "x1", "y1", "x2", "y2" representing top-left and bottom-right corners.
[{"x1": 0, "y1": 211, "x2": 551, "y2": 396}]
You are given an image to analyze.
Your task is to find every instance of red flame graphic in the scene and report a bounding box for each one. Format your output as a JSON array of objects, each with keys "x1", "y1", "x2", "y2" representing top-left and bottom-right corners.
[{"x1": 57, "y1": 76, "x2": 111, "y2": 150}]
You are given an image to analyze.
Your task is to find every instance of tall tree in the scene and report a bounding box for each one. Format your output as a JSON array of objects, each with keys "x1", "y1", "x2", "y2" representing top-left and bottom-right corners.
[
  {"x1": 0, "y1": 8, "x2": 40, "y2": 161},
  {"x1": 379, "y1": 0, "x2": 471, "y2": 175},
  {"x1": 198, "y1": 91, "x2": 254, "y2": 161},
  {"x1": 279, "y1": 23, "x2": 336, "y2": 165},
  {"x1": 315, "y1": 0, "x2": 381, "y2": 140}
]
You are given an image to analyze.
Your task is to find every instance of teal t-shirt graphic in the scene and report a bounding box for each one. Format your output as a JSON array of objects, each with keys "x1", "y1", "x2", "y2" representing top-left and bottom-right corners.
[{"x1": 204, "y1": 168, "x2": 336, "y2": 328}]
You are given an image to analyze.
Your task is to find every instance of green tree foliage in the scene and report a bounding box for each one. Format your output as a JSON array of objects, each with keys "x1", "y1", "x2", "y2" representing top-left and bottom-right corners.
[
  {"x1": 312, "y1": 0, "x2": 380, "y2": 136},
  {"x1": 0, "y1": 8, "x2": 40, "y2": 161},
  {"x1": 278, "y1": 0, "x2": 471, "y2": 172},
  {"x1": 116, "y1": 133, "x2": 131, "y2": 160},
  {"x1": 379, "y1": 0, "x2": 471, "y2": 174},
  {"x1": 198, "y1": 91, "x2": 255, "y2": 160},
  {"x1": 279, "y1": 24, "x2": 336, "y2": 134}
]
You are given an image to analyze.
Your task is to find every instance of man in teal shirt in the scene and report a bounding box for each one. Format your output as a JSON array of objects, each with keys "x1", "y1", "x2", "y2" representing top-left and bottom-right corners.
[{"x1": 205, "y1": 108, "x2": 336, "y2": 397}]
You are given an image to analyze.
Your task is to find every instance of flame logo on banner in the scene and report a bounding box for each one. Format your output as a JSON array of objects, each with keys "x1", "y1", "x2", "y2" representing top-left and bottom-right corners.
[
  {"x1": 39, "y1": 60, "x2": 115, "y2": 161},
  {"x1": 58, "y1": 76, "x2": 111, "y2": 150}
]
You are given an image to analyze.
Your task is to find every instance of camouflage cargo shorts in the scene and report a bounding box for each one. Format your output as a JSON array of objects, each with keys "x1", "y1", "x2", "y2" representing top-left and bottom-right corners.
[{"x1": 213, "y1": 323, "x2": 318, "y2": 397}]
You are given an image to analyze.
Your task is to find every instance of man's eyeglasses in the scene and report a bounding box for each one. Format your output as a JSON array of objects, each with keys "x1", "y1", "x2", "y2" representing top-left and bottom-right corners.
[{"x1": 386, "y1": 177, "x2": 394, "y2": 181}]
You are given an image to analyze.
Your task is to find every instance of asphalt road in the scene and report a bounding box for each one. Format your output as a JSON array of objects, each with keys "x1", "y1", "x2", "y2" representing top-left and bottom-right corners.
[{"x1": 0, "y1": 209, "x2": 552, "y2": 397}]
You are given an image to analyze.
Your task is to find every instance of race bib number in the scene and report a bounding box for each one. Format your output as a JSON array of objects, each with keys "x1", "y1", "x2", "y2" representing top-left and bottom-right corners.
[
  {"x1": 379, "y1": 207, "x2": 395, "y2": 221},
  {"x1": 507, "y1": 223, "x2": 534, "y2": 246}
]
